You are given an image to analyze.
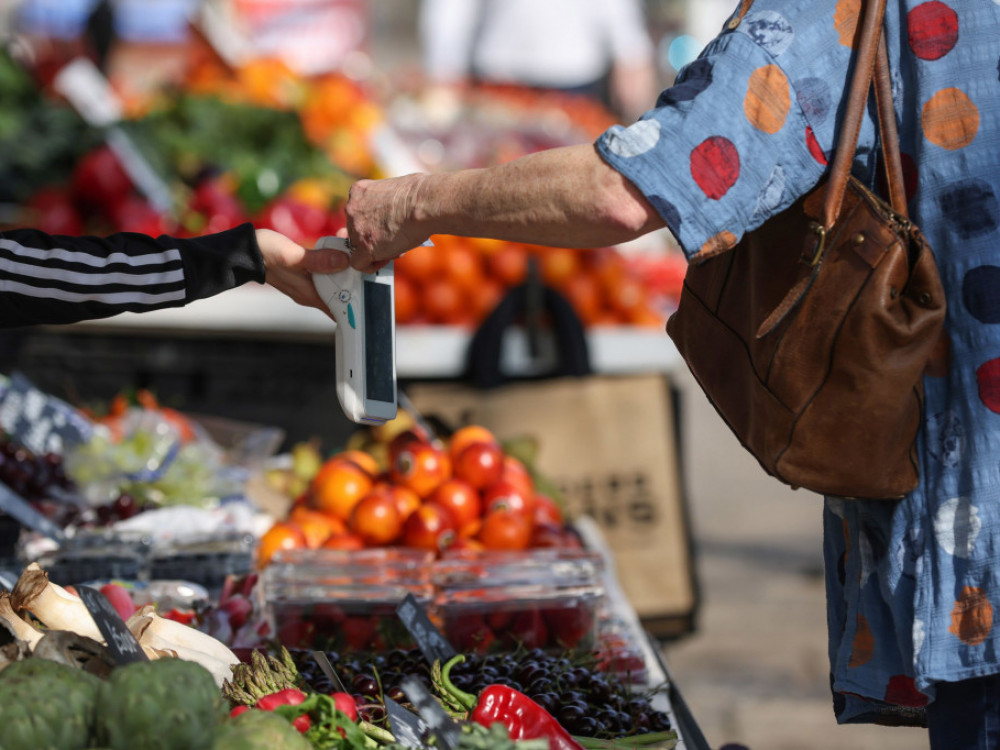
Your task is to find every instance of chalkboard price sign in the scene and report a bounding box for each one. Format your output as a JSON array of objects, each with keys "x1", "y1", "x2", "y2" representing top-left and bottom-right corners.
[
  {"x1": 77, "y1": 585, "x2": 148, "y2": 665},
  {"x1": 0, "y1": 373, "x2": 93, "y2": 456},
  {"x1": 396, "y1": 593, "x2": 456, "y2": 666}
]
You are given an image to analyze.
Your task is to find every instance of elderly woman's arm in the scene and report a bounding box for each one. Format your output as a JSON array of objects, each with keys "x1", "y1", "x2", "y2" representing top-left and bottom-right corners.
[{"x1": 343, "y1": 143, "x2": 665, "y2": 272}]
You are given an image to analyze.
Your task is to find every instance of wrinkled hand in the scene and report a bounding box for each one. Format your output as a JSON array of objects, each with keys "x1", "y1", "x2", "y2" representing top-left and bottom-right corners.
[
  {"x1": 255, "y1": 228, "x2": 350, "y2": 316},
  {"x1": 343, "y1": 174, "x2": 432, "y2": 272}
]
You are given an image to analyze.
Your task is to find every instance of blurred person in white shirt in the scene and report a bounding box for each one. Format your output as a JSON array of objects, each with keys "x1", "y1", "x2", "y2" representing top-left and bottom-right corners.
[{"x1": 419, "y1": 0, "x2": 657, "y2": 123}]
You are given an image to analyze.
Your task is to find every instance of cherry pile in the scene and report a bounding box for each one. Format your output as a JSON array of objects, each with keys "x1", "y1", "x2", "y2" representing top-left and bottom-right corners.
[
  {"x1": 0, "y1": 436, "x2": 139, "y2": 528},
  {"x1": 0, "y1": 438, "x2": 72, "y2": 501},
  {"x1": 294, "y1": 647, "x2": 672, "y2": 739}
]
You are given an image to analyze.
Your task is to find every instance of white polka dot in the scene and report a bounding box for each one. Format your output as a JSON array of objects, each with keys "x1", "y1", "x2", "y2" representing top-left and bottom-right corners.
[
  {"x1": 826, "y1": 496, "x2": 846, "y2": 519},
  {"x1": 752, "y1": 165, "x2": 786, "y2": 222},
  {"x1": 739, "y1": 10, "x2": 795, "y2": 57},
  {"x1": 934, "y1": 496, "x2": 981, "y2": 559},
  {"x1": 603, "y1": 119, "x2": 662, "y2": 158},
  {"x1": 859, "y1": 529, "x2": 875, "y2": 585},
  {"x1": 913, "y1": 619, "x2": 925, "y2": 661}
]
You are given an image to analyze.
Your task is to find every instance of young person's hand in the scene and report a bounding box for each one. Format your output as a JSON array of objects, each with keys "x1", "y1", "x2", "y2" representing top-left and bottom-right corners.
[{"x1": 255, "y1": 228, "x2": 350, "y2": 316}]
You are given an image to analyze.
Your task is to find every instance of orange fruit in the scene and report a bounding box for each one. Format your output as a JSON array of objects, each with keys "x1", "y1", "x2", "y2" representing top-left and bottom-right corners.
[
  {"x1": 395, "y1": 245, "x2": 440, "y2": 284},
  {"x1": 560, "y1": 271, "x2": 604, "y2": 327},
  {"x1": 444, "y1": 241, "x2": 486, "y2": 293},
  {"x1": 257, "y1": 521, "x2": 307, "y2": 567},
  {"x1": 471, "y1": 276, "x2": 505, "y2": 323},
  {"x1": 310, "y1": 460, "x2": 374, "y2": 521},
  {"x1": 391, "y1": 441, "x2": 452, "y2": 498},
  {"x1": 448, "y1": 425, "x2": 499, "y2": 461},
  {"x1": 485, "y1": 243, "x2": 529, "y2": 286},
  {"x1": 395, "y1": 275, "x2": 420, "y2": 324},
  {"x1": 288, "y1": 506, "x2": 347, "y2": 548},
  {"x1": 349, "y1": 491, "x2": 403, "y2": 546},
  {"x1": 537, "y1": 247, "x2": 581, "y2": 288},
  {"x1": 333, "y1": 450, "x2": 379, "y2": 477},
  {"x1": 423, "y1": 276, "x2": 472, "y2": 326}
]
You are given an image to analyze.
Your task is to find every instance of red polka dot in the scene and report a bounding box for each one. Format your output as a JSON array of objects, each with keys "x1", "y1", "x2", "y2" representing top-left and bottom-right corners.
[
  {"x1": 876, "y1": 152, "x2": 919, "y2": 202},
  {"x1": 884, "y1": 675, "x2": 929, "y2": 707},
  {"x1": 976, "y1": 358, "x2": 1000, "y2": 413},
  {"x1": 908, "y1": 1, "x2": 959, "y2": 61},
  {"x1": 806, "y1": 126, "x2": 827, "y2": 165},
  {"x1": 690, "y1": 136, "x2": 740, "y2": 200}
]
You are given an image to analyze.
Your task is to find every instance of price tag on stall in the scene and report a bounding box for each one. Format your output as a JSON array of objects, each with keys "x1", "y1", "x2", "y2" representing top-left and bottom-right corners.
[
  {"x1": 384, "y1": 694, "x2": 429, "y2": 750},
  {"x1": 0, "y1": 373, "x2": 93, "y2": 457},
  {"x1": 400, "y1": 676, "x2": 461, "y2": 750},
  {"x1": 77, "y1": 585, "x2": 149, "y2": 665},
  {"x1": 311, "y1": 650, "x2": 350, "y2": 695},
  {"x1": 396, "y1": 593, "x2": 456, "y2": 666},
  {"x1": 0, "y1": 480, "x2": 66, "y2": 542}
]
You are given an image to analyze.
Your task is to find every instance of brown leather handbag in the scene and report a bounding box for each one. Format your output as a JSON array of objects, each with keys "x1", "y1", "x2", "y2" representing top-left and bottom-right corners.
[{"x1": 666, "y1": 0, "x2": 946, "y2": 499}]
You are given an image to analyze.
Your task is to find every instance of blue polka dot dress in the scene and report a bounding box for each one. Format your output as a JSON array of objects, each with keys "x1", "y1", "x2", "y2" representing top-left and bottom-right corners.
[{"x1": 596, "y1": 0, "x2": 1000, "y2": 726}]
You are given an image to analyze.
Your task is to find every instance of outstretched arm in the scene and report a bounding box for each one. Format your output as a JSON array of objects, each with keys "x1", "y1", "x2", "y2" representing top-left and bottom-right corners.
[{"x1": 343, "y1": 143, "x2": 665, "y2": 272}]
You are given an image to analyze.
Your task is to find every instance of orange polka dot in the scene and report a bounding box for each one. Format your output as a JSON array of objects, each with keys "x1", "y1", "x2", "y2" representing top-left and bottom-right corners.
[
  {"x1": 922, "y1": 88, "x2": 979, "y2": 150},
  {"x1": 849, "y1": 614, "x2": 874, "y2": 667},
  {"x1": 694, "y1": 231, "x2": 738, "y2": 261},
  {"x1": 949, "y1": 586, "x2": 993, "y2": 646},
  {"x1": 834, "y1": 0, "x2": 863, "y2": 47},
  {"x1": 745, "y1": 65, "x2": 791, "y2": 134}
]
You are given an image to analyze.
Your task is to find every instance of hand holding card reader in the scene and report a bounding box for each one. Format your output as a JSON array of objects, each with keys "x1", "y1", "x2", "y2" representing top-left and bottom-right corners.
[{"x1": 312, "y1": 236, "x2": 397, "y2": 425}]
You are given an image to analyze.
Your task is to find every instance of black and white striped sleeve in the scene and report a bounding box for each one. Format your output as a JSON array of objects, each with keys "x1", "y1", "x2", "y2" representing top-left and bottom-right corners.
[{"x1": 0, "y1": 222, "x2": 265, "y2": 328}]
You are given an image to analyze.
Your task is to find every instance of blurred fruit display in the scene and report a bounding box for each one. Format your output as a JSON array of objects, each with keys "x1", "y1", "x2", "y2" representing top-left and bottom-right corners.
[{"x1": 395, "y1": 236, "x2": 683, "y2": 330}]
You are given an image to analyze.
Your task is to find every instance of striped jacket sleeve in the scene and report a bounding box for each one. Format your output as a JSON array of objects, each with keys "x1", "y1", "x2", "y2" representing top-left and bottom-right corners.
[{"x1": 0, "y1": 222, "x2": 265, "y2": 328}]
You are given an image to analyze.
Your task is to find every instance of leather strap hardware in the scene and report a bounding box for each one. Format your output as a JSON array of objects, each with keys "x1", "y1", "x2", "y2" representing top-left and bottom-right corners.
[{"x1": 808, "y1": 222, "x2": 828, "y2": 267}]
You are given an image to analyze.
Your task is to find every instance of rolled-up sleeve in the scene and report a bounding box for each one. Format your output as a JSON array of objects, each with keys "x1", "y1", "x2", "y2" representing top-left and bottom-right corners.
[{"x1": 596, "y1": 4, "x2": 876, "y2": 260}]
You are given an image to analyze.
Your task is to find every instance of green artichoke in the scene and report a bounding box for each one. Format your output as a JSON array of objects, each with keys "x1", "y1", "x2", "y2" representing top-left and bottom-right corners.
[
  {"x1": 212, "y1": 709, "x2": 312, "y2": 749},
  {"x1": 0, "y1": 658, "x2": 101, "y2": 750},
  {"x1": 95, "y1": 658, "x2": 227, "y2": 750}
]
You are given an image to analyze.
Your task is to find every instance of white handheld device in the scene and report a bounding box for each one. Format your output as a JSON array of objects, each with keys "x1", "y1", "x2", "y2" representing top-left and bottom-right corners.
[{"x1": 312, "y1": 236, "x2": 397, "y2": 425}]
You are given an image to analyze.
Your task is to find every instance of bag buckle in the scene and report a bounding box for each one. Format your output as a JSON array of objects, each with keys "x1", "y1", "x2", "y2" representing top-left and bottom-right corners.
[{"x1": 808, "y1": 222, "x2": 827, "y2": 267}]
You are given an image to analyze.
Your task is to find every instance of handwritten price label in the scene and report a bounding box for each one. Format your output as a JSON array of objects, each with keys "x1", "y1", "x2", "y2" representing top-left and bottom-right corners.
[{"x1": 77, "y1": 586, "x2": 148, "y2": 665}]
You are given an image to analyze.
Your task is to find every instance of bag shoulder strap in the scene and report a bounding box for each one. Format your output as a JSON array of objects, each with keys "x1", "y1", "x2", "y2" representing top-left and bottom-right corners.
[{"x1": 823, "y1": 0, "x2": 903, "y2": 228}]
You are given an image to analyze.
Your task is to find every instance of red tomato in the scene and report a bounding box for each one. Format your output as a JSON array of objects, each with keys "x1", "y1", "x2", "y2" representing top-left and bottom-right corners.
[
  {"x1": 429, "y1": 478, "x2": 482, "y2": 530},
  {"x1": 532, "y1": 493, "x2": 564, "y2": 526},
  {"x1": 453, "y1": 441, "x2": 504, "y2": 490},
  {"x1": 477, "y1": 509, "x2": 532, "y2": 551},
  {"x1": 500, "y1": 456, "x2": 535, "y2": 499},
  {"x1": 482, "y1": 479, "x2": 534, "y2": 516},
  {"x1": 401, "y1": 502, "x2": 456, "y2": 551}
]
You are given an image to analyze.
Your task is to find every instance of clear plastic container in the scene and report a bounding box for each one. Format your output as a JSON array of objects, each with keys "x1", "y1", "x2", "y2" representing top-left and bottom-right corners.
[
  {"x1": 431, "y1": 548, "x2": 605, "y2": 654},
  {"x1": 260, "y1": 548, "x2": 435, "y2": 653}
]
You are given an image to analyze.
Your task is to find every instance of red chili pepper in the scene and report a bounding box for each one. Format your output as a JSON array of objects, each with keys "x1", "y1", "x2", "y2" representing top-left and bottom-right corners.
[
  {"x1": 439, "y1": 656, "x2": 584, "y2": 750},
  {"x1": 256, "y1": 688, "x2": 307, "y2": 711},
  {"x1": 292, "y1": 714, "x2": 312, "y2": 733},
  {"x1": 230, "y1": 705, "x2": 250, "y2": 718}
]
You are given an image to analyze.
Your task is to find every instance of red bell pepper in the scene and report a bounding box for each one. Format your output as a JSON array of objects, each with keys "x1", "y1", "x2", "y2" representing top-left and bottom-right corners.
[{"x1": 439, "y1": 655, "x2": 584, "y2": 750}]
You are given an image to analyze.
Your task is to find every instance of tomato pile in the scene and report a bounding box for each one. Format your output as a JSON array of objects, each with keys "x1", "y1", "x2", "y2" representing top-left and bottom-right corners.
[{"x1": 257, "y1": 424, "x2": 578, "y2": 567}]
